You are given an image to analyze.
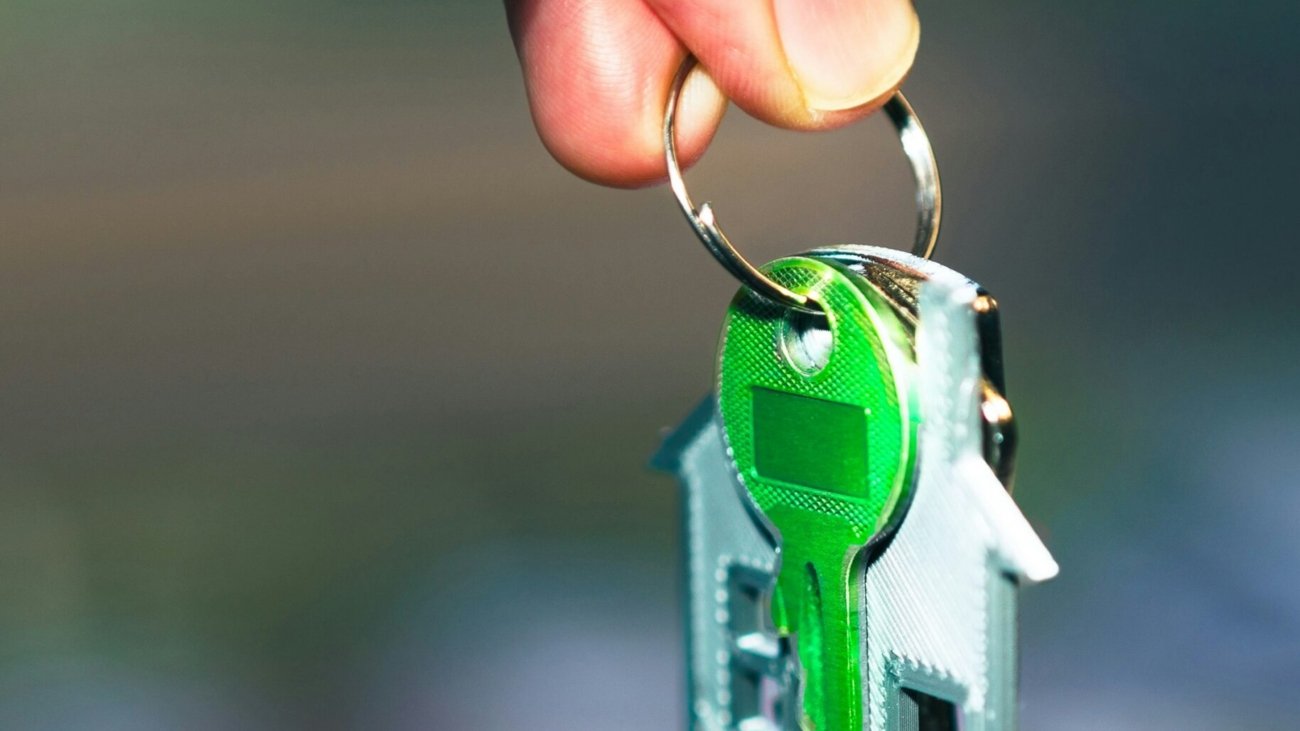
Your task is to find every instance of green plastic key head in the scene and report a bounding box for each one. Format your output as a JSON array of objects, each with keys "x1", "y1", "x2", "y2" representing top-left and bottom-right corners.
[{"x1": 717, "y1": 255, "x2": 918, "y2": 731}]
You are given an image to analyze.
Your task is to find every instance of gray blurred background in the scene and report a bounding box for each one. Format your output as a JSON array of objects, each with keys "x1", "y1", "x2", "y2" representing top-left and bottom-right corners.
[{"x1": 2, "y1": 1, "x2": 1298, "y2": 729}]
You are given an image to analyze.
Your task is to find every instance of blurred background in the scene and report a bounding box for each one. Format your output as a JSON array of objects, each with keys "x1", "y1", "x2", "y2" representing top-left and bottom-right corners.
[{"x1": 2, "y1": 1, "x2": 1299, "y2": 729}]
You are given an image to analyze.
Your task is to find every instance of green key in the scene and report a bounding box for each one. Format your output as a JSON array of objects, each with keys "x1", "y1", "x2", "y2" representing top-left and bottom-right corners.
[{"x1": 717, "y1": 254, "x2": 918, "y2": 731}]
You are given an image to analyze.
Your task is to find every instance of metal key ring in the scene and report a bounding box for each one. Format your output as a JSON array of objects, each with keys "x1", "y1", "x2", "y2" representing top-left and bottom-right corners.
[{"x1": 663, "y1": 56, "x2": 942, "y2": 311}]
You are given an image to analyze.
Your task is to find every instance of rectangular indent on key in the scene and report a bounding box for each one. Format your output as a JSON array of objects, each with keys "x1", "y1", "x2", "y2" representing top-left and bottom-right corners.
[
  {"x1": 751, "y1": 386, "x2": 868, "y2": 497},
  {"x1": 899, "y1": 688, "x2": 961, "y2": 731}
]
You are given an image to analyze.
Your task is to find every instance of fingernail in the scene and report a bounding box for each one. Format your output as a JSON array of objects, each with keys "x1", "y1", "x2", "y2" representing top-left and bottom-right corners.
[
  {"x1": 664, "y1": 64, "x2": 727, "y2": 164},
  {"x1": 680, "y1": 63, "x2": 727, "y2": 129},
  {"x1": 774, "y1": 0, "x2": 920, "y2": 112}
]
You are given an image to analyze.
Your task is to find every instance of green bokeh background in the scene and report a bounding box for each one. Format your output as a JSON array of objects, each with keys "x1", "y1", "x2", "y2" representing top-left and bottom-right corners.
[{"x1": 2, "y1": 2, "x2": 1298, "y2": 729}]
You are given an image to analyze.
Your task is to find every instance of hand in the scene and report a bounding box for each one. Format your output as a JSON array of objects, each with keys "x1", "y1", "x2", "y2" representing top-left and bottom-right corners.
[{"x1": 506, "y1": 0, "x2": 920, "y2": 188}]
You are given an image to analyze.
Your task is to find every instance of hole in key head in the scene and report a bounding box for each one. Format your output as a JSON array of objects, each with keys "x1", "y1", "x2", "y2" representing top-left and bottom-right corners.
[{"x1": 778, "y1": 302, "x2": 831, "y2": 377}]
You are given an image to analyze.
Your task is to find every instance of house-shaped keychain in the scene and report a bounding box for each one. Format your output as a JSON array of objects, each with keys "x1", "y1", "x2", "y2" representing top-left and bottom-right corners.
[{"x1": 654, "y1": 248, "x2": 1058, "y2": 731}]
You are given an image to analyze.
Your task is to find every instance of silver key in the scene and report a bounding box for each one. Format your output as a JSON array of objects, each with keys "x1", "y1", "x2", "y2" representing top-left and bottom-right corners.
[{"x1": 656, "y1": 248, "x2": 1057, "y2": 731}]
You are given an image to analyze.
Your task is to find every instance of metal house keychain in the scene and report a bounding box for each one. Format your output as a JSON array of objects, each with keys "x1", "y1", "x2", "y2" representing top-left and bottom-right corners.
[{"x1": 654, "y1": 58, "x2": 1058, "y2": 731}]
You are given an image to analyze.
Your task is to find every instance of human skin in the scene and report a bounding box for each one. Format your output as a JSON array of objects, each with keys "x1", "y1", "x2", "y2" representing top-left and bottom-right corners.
[{"x1": 506, "y1": 0, "x2": 920, "y2": 187}]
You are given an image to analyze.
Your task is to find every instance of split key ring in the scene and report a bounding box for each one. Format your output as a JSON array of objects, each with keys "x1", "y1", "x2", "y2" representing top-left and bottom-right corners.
[{"x1": 662, "y1": 56, "x2": 943, "y2": 312}]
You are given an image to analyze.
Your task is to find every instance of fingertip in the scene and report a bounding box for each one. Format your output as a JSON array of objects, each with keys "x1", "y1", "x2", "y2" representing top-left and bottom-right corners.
[
  {"x1": 509, "y1": 0, "x2": 726, "y2": 188},
  {"x1": 797, "y1": 70, "x2": 910, "y2": 131},
  {"x1": 657, "y1": 64, "x2": 729, "y2": 183},
  {"x1": 643, "y1": 0, "x2": 919, "y2": 132},
  {"x1": 533, "y1": 65, "x2": 725, "y2": 189},
  {"x1": 774, "y1": 0, "x2": 919, "y2": 114}
]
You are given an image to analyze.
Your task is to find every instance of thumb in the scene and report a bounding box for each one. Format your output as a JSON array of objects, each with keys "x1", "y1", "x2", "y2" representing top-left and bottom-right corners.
[
  {"x1": 775, "y1": 0, "x2": 920, "y2": 115},
  {"x1": 647, "y1": 0, "x2": 920, "y2": 128}
]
